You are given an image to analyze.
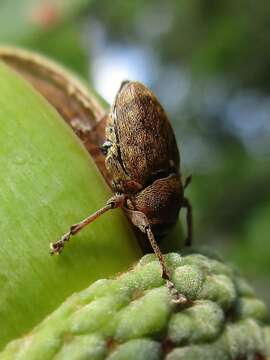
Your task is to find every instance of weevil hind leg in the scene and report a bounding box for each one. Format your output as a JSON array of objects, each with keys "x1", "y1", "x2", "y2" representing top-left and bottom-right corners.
[
  {"x1": 124, "y1": 208, "x2": 187, "y2": 304},
  {"x1": 50, "y1": 194, "x2": 126, "y2": 255},
  {"x1": 145, "y1": 226, "x2": 187, "y2": 304},
  {"x1": 182, "y1": 197, "x2": 193, "y2": 247},
  {"x1": 183, "y1": 175, "x2": 192, "y2": 190}
]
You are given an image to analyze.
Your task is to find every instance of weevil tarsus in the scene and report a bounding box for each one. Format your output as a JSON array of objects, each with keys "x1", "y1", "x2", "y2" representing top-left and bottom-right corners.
[{"x1": 50, "y1": 194, "x2": 126, "y2": 255}]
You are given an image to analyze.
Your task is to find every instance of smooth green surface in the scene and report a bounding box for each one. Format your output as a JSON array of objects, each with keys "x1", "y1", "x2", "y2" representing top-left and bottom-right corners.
[{"x1": 0, "y1": 62, "x2": 141, "y2": 349}]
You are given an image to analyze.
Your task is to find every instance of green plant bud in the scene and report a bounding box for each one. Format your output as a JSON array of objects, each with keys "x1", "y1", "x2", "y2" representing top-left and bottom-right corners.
[
  {"x1": 1, "y1": 252, "x2": 269, "y2": 360},
  {"x1": 198, "y1": 274, "x2": 237, "y2": 310},
  {"x1": 172, "y1": 265, "x2": 205, "y2": 300},
  {"x1": 225, "y1": 319, "x2": 266, "y2": 359},
  {"x1": 236, "y1": 297, "x2": 269, "y2": 321},
  {"x1": 168, "y1": 300, "x2": 224, "y2": 344}
]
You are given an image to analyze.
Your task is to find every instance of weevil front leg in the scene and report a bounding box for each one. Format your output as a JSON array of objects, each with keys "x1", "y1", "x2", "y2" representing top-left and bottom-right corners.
[
  {"x1": 124, "y1": 208, "x2": 188, "y2": 304},
  {"x1": 50, "y1": 194, "x2": 126, "y2": 255}
]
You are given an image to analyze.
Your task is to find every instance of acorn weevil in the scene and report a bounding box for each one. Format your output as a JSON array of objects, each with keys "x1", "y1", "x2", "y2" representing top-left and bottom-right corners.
[{"x1": 50, "y1": 81, "x2": 192, "y2": 303}]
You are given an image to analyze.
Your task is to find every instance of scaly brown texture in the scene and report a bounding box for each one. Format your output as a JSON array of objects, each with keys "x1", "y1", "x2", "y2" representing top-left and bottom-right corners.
[{"x1": 104, "y1": 81, "x2": 189, "y2": 237}]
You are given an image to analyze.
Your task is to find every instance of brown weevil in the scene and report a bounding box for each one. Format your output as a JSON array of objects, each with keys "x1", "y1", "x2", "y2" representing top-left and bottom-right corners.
[{"x1": 50, "y1": 81, "x2": 192, "y2": 303}]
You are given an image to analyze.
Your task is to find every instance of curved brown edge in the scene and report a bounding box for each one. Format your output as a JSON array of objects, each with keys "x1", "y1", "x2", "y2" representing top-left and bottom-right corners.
[{"x1": 0, "y1": 46, "x2": 110, "y2": 184}]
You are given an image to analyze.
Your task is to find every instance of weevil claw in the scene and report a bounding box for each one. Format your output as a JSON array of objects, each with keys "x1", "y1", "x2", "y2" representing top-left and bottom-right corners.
[
  {"x1": 50, "y1": 232, "x2": 70, "y2": 255},
  {"x1": 166, "y1": 280, "x2": 187, "y2": 304},
  {"x1": 49, "y1": 241, "x2": 62, "y2": 255}
]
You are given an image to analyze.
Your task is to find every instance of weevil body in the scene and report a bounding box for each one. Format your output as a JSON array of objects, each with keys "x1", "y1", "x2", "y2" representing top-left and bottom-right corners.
[
  {"x1": 104, "y1": 81, "x2": 186, "y2": 238},
  {"x1": 51, "y1": 81, "x2": 192, "y2": 304}
]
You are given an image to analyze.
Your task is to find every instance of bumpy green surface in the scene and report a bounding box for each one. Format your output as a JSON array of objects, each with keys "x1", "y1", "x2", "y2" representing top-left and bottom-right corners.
[{"x1": 1, "y1": 252, "x2": 269, "y2": 359}]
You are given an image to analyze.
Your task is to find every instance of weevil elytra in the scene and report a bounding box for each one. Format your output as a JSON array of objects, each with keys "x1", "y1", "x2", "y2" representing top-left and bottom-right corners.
[{"x1": 50, "y1": 81, "x2": 192, "y2": 303}]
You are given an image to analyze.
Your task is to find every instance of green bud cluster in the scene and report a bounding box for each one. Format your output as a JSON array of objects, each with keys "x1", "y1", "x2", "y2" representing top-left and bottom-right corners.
[{"x1": 1, "y1": 252, "x2": 269, "y2": 360}]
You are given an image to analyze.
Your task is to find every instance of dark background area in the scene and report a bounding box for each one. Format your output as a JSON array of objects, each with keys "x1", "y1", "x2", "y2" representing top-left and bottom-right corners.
[{"x1": 1, "y1": 0, "x2": 269, "y2": 305}]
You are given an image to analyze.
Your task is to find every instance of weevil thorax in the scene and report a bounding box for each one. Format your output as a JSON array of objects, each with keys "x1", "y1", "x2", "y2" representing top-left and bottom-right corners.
[{"x1": 104, "y1": 81, "x2": 183, "y2": 234}]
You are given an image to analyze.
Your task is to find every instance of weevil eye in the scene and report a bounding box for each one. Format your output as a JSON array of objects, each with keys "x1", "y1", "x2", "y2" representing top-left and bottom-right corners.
[{"x1": 101, "y1": 140, "x2": 112, "y2": 155}]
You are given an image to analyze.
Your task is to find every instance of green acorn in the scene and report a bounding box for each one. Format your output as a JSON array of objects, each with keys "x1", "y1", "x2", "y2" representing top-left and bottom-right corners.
[{"x1": 1, "y1": 251, "x2": 269, "y2": 360}]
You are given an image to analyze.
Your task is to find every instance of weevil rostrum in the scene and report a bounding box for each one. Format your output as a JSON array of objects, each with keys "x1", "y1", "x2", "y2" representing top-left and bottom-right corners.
[{"x1": 50, "y1": 81, "x2": 193, "y2": 303}]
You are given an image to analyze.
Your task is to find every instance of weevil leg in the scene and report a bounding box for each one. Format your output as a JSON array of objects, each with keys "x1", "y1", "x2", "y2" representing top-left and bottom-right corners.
[
  {"x1": 183, "y1": 175, "x2": 192, "y2": 190},
  {"x1": 50, "y1": 194, "x2": 126, "y2": 255},
  {"x1": 145, "y1": 226, "x2": 187, "y2": 304},
  {"x1": 182, "y1": 197, "x2": 193, "y2": 247},
  {"x1": 124, "y1": 207, "x2": 187, "y2": 304}
]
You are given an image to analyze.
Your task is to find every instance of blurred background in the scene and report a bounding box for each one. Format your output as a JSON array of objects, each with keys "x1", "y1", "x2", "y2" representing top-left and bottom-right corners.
[{"x1": 1, "y1": 0, "x2": 269, "y2": 305}]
